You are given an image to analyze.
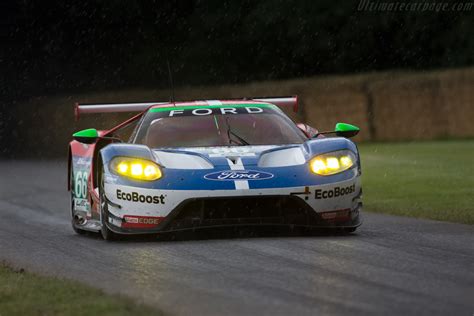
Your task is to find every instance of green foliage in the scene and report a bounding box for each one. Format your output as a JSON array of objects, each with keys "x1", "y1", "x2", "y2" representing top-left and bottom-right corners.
[{"x1": 359, "y1": 140, "x2": 474, "y2": 224}]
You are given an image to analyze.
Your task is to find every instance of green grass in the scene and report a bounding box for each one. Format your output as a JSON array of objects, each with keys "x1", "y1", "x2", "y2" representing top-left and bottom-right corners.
[
  {"x1": 359, "y1": 140, "x2": 474, "y2": 224},
  {"x1": 0, "y1": 264, "x2": 160, "y2": 316}
]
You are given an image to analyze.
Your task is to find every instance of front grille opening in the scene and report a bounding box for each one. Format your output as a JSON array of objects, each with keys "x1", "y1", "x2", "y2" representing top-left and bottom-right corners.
[{"x1": 164, "y1": 196, "x2": 322, "y2": 230}]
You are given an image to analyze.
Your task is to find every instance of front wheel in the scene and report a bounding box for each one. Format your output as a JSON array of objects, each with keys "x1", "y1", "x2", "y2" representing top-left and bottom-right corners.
[
  {"x1": 72, "y1": 218, "x2": 87, "y2": 235},
  {"x1": 99, "y1": 168, "x2": 120, "y2": 241}
]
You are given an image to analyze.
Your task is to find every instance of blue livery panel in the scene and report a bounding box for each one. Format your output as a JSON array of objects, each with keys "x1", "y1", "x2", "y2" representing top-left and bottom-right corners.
[{"x1": 100, "y1": 137, "x2": 359, "y2": 190}]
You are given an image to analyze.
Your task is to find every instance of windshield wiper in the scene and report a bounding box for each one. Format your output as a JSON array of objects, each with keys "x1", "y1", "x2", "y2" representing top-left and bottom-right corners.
[{"x1": 225, "y1": 117, "x2": 250, "y2": 146}]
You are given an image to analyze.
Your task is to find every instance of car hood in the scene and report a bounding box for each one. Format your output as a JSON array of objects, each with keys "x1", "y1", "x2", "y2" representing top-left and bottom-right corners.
[{"x1": 152, "y1": 144, "x2": 307, "y2": 169}]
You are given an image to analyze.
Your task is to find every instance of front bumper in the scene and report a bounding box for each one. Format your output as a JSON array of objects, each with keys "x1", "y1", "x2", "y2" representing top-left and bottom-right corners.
[
  {"x1": 104, "y1": 178, "x2": 362, "y2": 234},
  {"x1": 107, "y1": 196, "x2": 362, "y2": 234}
]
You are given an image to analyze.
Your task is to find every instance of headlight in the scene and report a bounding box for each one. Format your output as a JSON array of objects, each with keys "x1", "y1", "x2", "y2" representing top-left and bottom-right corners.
[
  {"x1": 110, "y1": 157, "x2": 162, "y2": 181},
  {"x1": 310, "y1": 150, "x2": 356, "y2": 176}
]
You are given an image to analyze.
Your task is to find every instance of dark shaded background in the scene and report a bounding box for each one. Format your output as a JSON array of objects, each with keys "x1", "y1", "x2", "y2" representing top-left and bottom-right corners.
[
  {"x1": 0, "y1": 0, "x2": 473, "y2": 157},
  {"x1": 2, "y1": 0, "x2": 473, "y2": 99}
]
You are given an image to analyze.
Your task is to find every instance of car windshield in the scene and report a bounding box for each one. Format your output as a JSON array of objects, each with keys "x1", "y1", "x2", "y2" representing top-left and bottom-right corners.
[{"x1": 133, "y1": 104, "x2": 307, "y2": 148}]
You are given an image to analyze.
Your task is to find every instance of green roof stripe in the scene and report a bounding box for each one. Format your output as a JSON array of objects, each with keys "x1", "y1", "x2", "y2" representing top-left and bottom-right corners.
[{"x1": 149, "y1": 103, "x2": 274, "y2": 113}]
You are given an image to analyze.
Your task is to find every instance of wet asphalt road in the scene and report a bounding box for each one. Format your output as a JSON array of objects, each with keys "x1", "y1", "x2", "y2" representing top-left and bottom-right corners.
[{"x1": 0, "y1": 161, "x2": 473, "y2": 316}]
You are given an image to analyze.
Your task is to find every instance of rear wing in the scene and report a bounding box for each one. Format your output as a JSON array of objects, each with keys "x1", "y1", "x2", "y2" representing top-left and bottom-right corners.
[
  {"x1": 74, "y1": 96, "x2": 298, "y2": 121},
  {"x1": 252, "y1": 96, "x2": 298, "y2": 113},
  {"x1": 74, "y1": 102, "x2": 167, "y2": 121}
]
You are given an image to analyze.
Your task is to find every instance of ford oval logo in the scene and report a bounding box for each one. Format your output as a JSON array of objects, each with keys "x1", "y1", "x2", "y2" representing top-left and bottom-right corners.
[{"x1": 204, "y1": 170, "x2": 274, "y2": 181}]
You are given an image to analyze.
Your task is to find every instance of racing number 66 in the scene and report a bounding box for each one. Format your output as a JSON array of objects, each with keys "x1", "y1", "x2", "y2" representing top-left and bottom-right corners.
[{"x1": 74, "y1": 171, "x2": 89, "y2": 199}]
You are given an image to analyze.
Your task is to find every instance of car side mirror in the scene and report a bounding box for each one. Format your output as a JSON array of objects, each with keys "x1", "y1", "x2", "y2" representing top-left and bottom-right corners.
[
  {"x1": 335, "y1": 123, "x2": 359, "y2": 138},
  {"x1": 73, "y1": 128, "x2": 99, "y2": 144}
]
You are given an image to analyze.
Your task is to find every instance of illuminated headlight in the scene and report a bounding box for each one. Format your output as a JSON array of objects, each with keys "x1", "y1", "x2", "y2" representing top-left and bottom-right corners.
[
  {"x1": 110, "y1": 157, "x2": 162, "y2": 181},
  {"x1": 310, "y1": 150, "x2": 356, "y2": 176}
]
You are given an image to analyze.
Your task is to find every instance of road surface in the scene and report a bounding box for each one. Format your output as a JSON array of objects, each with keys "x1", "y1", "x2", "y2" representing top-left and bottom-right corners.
[{"x1": 0, "y1": 161, "x2": 472, "y2": 315}]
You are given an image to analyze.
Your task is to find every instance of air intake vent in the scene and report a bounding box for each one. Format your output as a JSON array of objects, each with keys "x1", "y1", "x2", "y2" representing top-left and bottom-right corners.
[{"x1": 227, "y1": 156, "x2": 239, "y2": 165}]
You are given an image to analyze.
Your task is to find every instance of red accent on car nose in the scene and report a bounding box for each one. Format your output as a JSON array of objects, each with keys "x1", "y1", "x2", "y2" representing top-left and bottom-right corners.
[{"x1": 122, "y1": 215, "x2": 165, "y2": 228}]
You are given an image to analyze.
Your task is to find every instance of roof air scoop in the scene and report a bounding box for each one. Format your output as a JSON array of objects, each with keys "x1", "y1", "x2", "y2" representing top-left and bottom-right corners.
[{"x1": 227, "y1": 156, "x2": 239, "y2": 165}]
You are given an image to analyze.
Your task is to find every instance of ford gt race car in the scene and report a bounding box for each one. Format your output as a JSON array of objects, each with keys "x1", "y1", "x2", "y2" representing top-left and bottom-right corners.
[{"x1": 68, "y1": 96, "x2": 362, "y2": 240}]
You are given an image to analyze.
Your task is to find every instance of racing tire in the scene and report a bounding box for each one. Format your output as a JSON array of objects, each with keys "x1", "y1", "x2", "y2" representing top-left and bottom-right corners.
[
  {"x1": 70, "y1": 165, "x2": 86, "y2": 235},
  {"x1": 71, "y1": 219, "x2": 87, "y2": 235},
  {"x1": 99, "y1": 167, "x2": 119, "y2": 241}
]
